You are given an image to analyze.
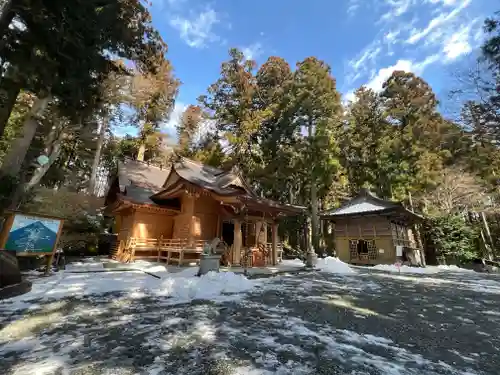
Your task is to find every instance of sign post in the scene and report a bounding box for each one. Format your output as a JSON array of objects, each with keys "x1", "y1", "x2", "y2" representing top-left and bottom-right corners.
[{"x1": 0, "y1": 212, "x2": 64, "y2": 275}]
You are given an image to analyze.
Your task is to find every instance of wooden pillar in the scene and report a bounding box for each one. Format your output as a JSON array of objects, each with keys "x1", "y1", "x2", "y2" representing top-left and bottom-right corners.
[
  {"x1": 184, "y1": 193, "x2": 196, "y2": 246},
  {"x1": 233, "y1": 219, "x2": 242, "y2": 265},
  {"x1": 272, "y1": 221, "x2": 278, "y2": 266},
  {"x1": 216, "y1": 215, "x2": 221, "y2": 238}
]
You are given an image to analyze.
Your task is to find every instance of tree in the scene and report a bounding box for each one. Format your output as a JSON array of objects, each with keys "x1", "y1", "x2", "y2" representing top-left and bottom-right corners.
[
  {"x1": 287, "y1": 57, "x2": 345, "y2": 250},
  {"x1": 177, "y1": 105, "x2": 202, "y2": 156},
  {"x1": 380, "y1": 71, "x2": 448, "y2": 200},
  {"x1": 130, "y1": 60, "x2": 179, "y2": 161},
  {"x1": 88, "y1": 62, "x2": 130, "y2": 195},
  {"x1": 254, "y1": 56, "x2": 298, "y2": 201},
  {"x1": 0, "y1": 0, "x2": 168, "y2": 172},
  {"x1": 426, "y1": 215, "x2": 480, "y2": 262},
  {"x1": 422, "y1": 166, "x2": 489, "y2": 215},
  {"x1": 199, "y1": 48, "x2": 268, "y2": 176},
  {"x1": 343, "y1": 87, "x2": 391, "y2": 196}
]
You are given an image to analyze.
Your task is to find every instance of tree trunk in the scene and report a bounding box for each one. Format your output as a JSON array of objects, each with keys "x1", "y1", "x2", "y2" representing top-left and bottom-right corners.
[
  {"x1": 88, "y1": 116, "x2": 108, "y2": 195},
  {"x1": 0, "y1": 77, "x2": 21, "y2": 140},
  {"x1": 308, "y1": 122, "x2": 319, "y2": 251},
  {"x1": 23, "y1": 136, "x2": 63, "y2": 192},
  {"x1": 481, "y1": 211, "x2": 494, "y2": 260},
  {"x1": 0, "y1": 95, "x2": 51, "y2": 176},
  {"x1": 136, "y1": 143, "x2": 146, "y2": 161},
  {"x1": 311, "y1": 182, "x2": 319, "y2": 251}
]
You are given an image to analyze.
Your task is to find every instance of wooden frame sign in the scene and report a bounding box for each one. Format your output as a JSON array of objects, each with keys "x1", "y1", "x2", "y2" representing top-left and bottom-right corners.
[{"x1": 0, "y1": 212, "x2": 64, "y2": 257}]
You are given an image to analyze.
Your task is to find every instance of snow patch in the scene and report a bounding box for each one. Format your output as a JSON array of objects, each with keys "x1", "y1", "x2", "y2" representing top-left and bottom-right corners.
[
  {"x1": 436, "y1": 265, "x2": 475, "y2": 273},
  {"x1": 372, "y1": 264, "x2": 475, "y2": 274},
  {"x1": 316, "y1": 257, "x2": 355, "y2": 274},
  {"x1": 1, "y1": 268, "x2": 259, "y2": 312},
  {"x1": 372, "y1": 264, "x2": 439, "y2": 274},
  {"x1": 280, "y1": 258, "x2": 305, "y2": 268}
]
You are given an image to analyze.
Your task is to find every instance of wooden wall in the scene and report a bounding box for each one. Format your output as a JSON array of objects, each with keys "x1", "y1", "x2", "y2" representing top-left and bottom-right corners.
[
  {"x1": 173, "y1": 194, "x2": 194, "y2": 239},
  {"x1": 335, "y1": 236, "x2": 394, "y2": 264},
  {"x1": 333, "y1": 216, "x2": 396, "y2": 265},
  {"x1": 172, "y1": 193, "x2": 220, "y2": 241},
  {"x1": 116, "y1": 210, "x2": 134, "y2": 245},
  {"x1": 193, "y1": 194, "x2": 219, "y2": 240},
  {"x1": 132, "y1": 210, "x2": 174, "y2": 239},
  {"x1": 334, "y1": 217, "x2": 392, "y2": 238}
]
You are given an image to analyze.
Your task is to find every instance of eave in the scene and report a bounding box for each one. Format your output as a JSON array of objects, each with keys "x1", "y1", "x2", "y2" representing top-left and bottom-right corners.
[
  {"x1": 105, "y1": 195, "x2": 180, "y2": 215},
  {"x1": 320, "y1": 207, "x2": 423, "y2": 223}
]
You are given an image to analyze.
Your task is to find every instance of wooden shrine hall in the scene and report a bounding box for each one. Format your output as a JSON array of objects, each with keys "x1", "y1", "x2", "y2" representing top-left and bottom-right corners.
[
  {"x1": 320, "y1": 189, "x2": 425, "y2": 266},
  {"x1": 104, "y1": 157, "x2": 305, "y2": 267}
]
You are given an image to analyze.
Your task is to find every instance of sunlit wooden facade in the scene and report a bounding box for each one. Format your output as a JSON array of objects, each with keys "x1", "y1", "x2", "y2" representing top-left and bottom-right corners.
[
  {"x1": 320, "y1": 189, "x2": 424, "y2": 266},
  {"x1": 104, "y1": 157, "x2": 304, "y2": 266}
]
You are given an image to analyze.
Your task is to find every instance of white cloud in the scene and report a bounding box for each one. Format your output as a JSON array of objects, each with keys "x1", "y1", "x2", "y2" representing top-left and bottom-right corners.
[
  {"x1": 425, "y1": 0, "x2": 460, "y2": 5},
  {"x1": 343, "y1": 0, "x2": 484, "y2": 101},
  {"x1": 380, "y1": 0, "x2": 414, "y2": 22},
  {"x1": 364, "y1": 56, "x2": 439, "y2": 92},
  {"x1": 347, "y1": 0, "x2": 362, "y2": 16},
  {"x1": 346, "y1": 42, "x2": 382, "y2": 84},
  {"x1": 170, "y1": 8, "x2": 220, "y2": 48},
  {"x1": 442, "y1": 24, "x2": 473, "y2": 60},
  {"x1": 406, "y1": 0, "x2": 471, "y2": 44},
  {"x1": 384, "y1": 29, "x2": 401, "y2": 44},
  {"x1": 241, "y1": 43, "x2": 263, "y2": 61},
  {"x1": 163, "y1": 101, "x2": 187, "y2": 135}
]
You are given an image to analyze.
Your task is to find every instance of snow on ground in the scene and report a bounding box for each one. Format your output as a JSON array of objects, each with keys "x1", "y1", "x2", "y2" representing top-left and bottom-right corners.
[
  {"x1": 64, "y1": 257, "x2": 106, "y2": 272},
  {"x1": 1, "y1": 266, "x2": 497, "y2": 374},
  {"x1": 279, "y1": 258, "x2": 304, "y2": 268},
  {"x1": 316, "y1": 256, "x2": 356, "y2": 274},
  {"x1": 436, "y1": 265, "x2": 476, "y2": 273},
  {"x1": 2, "y1": 261, "x2": 260, "y2": 314},
  {"x1": 372, "y1": 264, "x2": 474, "y2": 274}
]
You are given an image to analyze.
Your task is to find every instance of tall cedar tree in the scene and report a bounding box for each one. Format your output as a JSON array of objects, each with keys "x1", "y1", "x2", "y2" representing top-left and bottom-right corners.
[
  {"x1": 199, "y1": 48, "x2": 270, "y2": 176},
  {"x1": 287, "y1": 57, "x2": 344, "y2": 250},
  {"x1": 343, "y1": 87, "x2": 391, "y2": 196},
  {"x1": 381, "y1": 71, "x2": 447, "y2": 200},
  {"x1": 129, "y1": 60, "x2": 179, "y2": 161},
  {"x1": 254, "y1": 56, "x2": 300, "y2": 202}
]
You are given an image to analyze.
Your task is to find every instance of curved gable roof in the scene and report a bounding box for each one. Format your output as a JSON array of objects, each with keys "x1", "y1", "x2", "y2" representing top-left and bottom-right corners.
[{"x1": 320, "y1": 189, "x2": 422, "y2": 221}]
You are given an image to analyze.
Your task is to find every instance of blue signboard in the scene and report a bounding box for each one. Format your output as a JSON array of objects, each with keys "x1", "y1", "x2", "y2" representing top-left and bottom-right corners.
[{"x1": 4, "y1": 214, "x2": 62, "y2": 253}]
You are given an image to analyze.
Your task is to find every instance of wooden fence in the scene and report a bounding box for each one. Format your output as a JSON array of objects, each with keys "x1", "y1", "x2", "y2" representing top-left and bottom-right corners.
[{"x1": 113, "y1": 237, "x2": 284, "y2": 267}]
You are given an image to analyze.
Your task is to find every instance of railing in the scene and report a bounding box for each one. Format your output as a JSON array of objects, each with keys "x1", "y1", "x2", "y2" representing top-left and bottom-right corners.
[
  {"x1": 118, "y1": 237, "x2": 205, "y2": 265},
  {"x1": 116, "y1": 237, "x2": 285, "y2": 267}
]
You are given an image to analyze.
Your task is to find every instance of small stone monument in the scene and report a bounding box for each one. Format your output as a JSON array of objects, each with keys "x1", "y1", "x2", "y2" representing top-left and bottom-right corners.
[
  {"x1": 198, "y1": 240, "x2": 222, "y2": 276},
  {"x1": 306, "y1": 246, "x2": 318, "y2": 268}
]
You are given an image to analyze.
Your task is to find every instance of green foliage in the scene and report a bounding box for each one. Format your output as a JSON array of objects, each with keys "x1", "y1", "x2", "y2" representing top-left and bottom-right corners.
[
  {"x1": 198, "y1": 48, "x2": 269, "y2": 176},
  {"x1": 426, "y1": 215, "x2": 480, "y2": 261}
]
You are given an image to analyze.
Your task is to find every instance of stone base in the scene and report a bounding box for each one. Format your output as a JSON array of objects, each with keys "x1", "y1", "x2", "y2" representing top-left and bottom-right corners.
[
  {"x1": 0, "y1": 251, "x2": 22, "y2": 288},
  {"x1": 198, "y1": 254, "x2": 221, "y2": 276},
  {"x1": 305, "y1": 252, "x2": 318, "y2": 268},
  {"x1": 0, "y1": 280, "x2": 32, "y2": 300}
]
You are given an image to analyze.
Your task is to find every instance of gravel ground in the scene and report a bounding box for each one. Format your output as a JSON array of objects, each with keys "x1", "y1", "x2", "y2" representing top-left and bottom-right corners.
[{"x1": 1, "y1": 268, "x2": 499, "y2": 374}]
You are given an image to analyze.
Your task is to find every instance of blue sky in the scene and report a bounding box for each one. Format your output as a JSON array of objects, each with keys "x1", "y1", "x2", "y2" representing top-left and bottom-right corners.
[{"x1": 117, "y1": 0, "x2": 496, "y2": 138}]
